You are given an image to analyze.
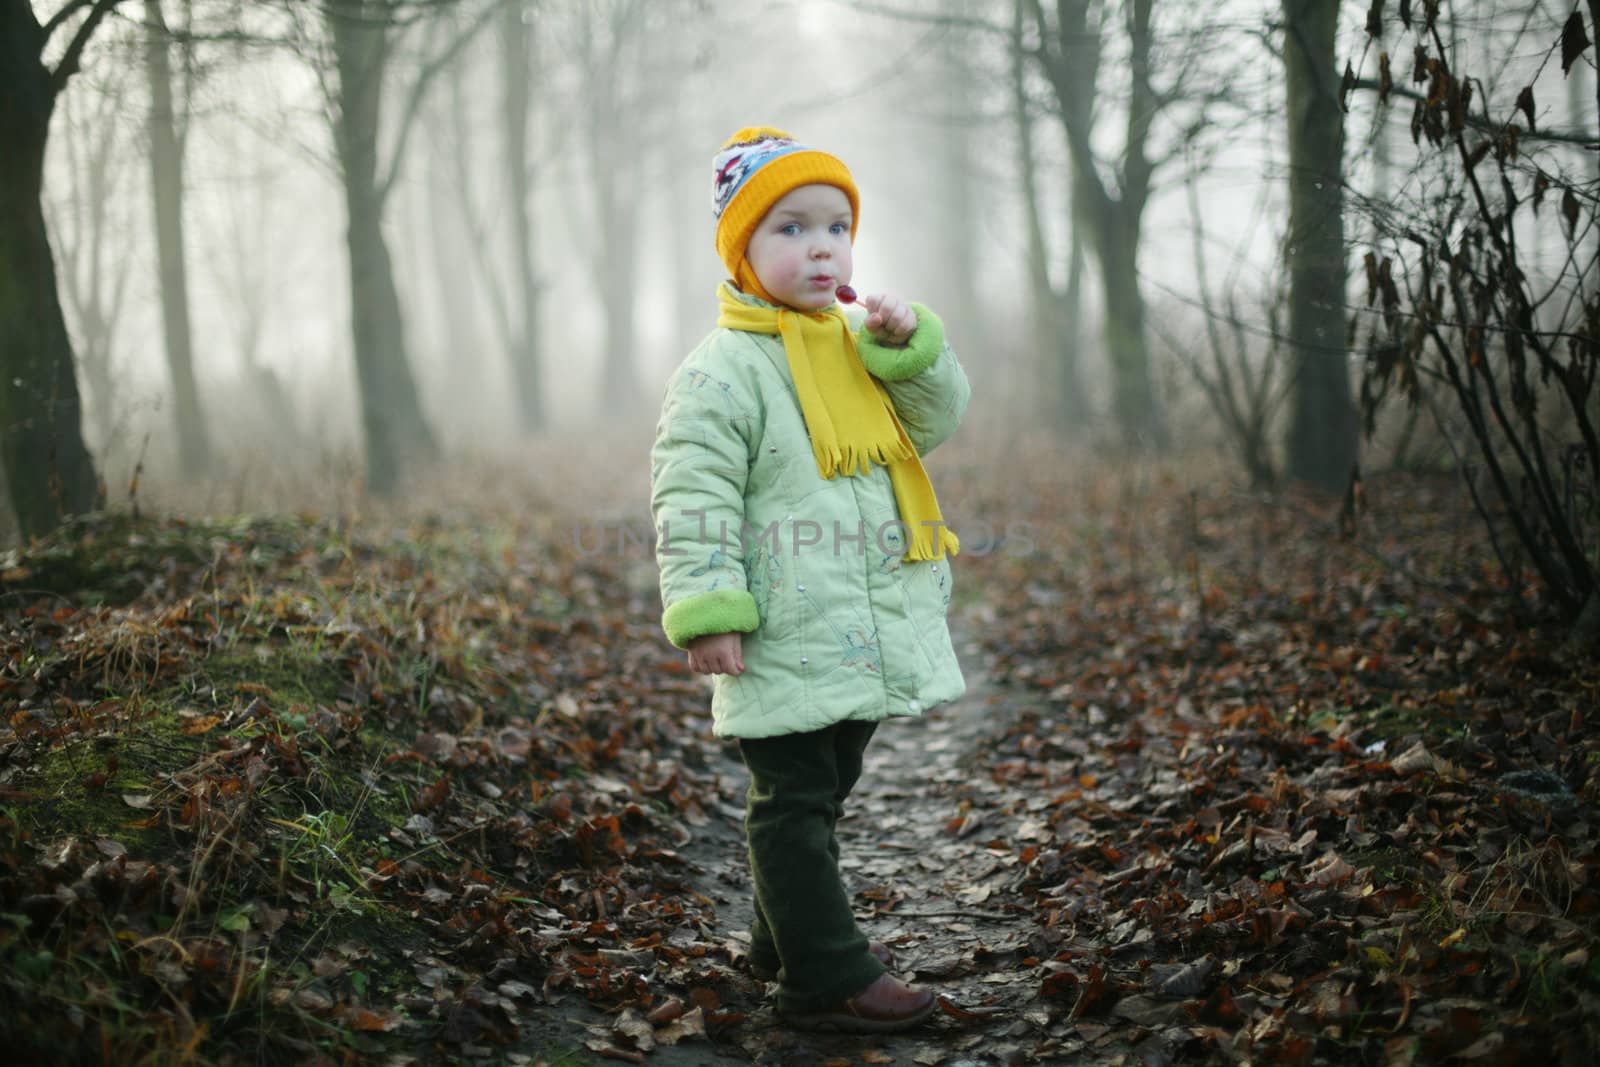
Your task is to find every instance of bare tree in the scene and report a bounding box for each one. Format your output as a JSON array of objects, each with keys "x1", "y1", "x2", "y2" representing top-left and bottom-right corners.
[
  {"x1": 413, "y1": 40, "x2": 490, "y2": 423},
  {"x1": 409, "y1": 0, "x2": 554, "y2": 441},
  {"x1": 1152, "y1": 158, "x2": 1286, "y2": 488},
  {"x1": 323, "y1": 0, "x2": 440, "y2": 492},
  {"x1": 0, "y1": 0, "x2": 121, "y2": 537},
  {"x1": 310, "y1": 0, "x2": 495, "y2": 491},
  {"x1": 573, "y1": 0, "x2": 642, "y2": 414},
  {"x1": 145, "y1": 0, "x2": 211, "y2": 477},
  {"x1": 931, "y1": 0, "x2": 984, "y2": 355},
  {"x1": 47, "y1": 48, "x2": 139, "y2": 454},
  {"x1": 499, "y1": 0, "x2": 544, "y2": 431},
  {"x1": 1011, "y1": 0, "x2": 1087, "y2": 429},
  {"x1": 560, "y1": 0, "x2": 690, "y2": 415},
  {"x1": 209, "y1": 124, "x2": 301, "y2": 450},
  {"x1": 1281, "y1": 0, "x2": 1357, "y2": 491},
  {"x1": 1353, "y1": 2, "x2": 1600, "y2": 629},
  {"x1": 1022, "y1": 0, "x2": 1168, "y2": 449}
]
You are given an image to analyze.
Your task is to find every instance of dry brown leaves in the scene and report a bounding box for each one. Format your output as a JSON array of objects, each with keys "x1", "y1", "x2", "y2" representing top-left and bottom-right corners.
[{"x1": 947, "y1": 468, "x2": 1600, "y2": 1064}]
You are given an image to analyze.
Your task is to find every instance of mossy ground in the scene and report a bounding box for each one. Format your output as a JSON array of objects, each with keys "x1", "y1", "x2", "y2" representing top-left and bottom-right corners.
[{"x1": 0, "y1": 509, "x2": 695, "y2": 1065}]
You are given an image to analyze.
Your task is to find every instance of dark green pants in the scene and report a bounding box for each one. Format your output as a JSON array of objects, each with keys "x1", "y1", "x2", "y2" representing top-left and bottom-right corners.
[{"x1": 738, "y1": 720, "x2": 885, "y2": 1012}]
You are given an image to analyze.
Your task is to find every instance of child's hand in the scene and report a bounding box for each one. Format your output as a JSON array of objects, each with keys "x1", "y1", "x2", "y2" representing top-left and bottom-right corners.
[
  {"x1": 860, "y1": 293, "x2": 917, "y2": 346},
  {"x1": 687, "y1": 632, "x2": 744, "y2": 676}
]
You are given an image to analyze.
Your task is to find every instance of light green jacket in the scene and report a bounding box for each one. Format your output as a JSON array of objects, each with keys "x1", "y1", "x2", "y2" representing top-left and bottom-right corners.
[{"x1": 650, "y1": 285, "x2": 970, "y2": 739}]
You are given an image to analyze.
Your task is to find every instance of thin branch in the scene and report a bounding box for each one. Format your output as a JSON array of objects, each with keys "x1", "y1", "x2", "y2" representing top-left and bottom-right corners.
[
  {"x1": 41, "y1": 0, "x2": 96, "y2": 44},
  {"x1": 843, "y1": 0, "x2": 1010, "y2": 37},
  {"x1": 1183, "y1": 165, "x2": 1253, "y2": 445},
  {"x1": 377, "y1": 0, "x2": 500, "y2": 205},
  {"x1": 1349, "y1": 77, "x2": 1598, "y2": 147},
  {"x1": 1024, "y1": 0, "x2": 1114, "y2": 215},
  {"x1": 49, "y1": 0, "x2": 125, "y2": 94},
  {"x1": 871, "y1": 907, "x2": 1017, "y2": 921},
  {"x1": 441, "y1": 75, "x2": 514, "y2": 354}
]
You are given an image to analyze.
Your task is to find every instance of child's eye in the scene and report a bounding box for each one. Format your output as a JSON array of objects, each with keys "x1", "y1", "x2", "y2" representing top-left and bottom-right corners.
[
  {"x1": 830, "y1": 222, "x2": 848, "y2": 235},
  {"x1": 780, "y1": 223, "x2": 801, "y2": 236}
]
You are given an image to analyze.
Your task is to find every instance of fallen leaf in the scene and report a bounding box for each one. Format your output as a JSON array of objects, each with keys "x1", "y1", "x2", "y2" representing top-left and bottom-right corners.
[
  {"x1": 1150, "y1": 956, "x2": 1215, "y2": 998},
  {"x1": 1452, "y1": 1031, "x2": 1504, "y2": 1058},
  {"x1": 611, "y1": 1008, "x2": 654, "y2": 1052},
  {"x1": 412, "y1": 776, "x2": 450, "y2": 812},
  {"x1": 655, "y1": 1005, "x2": 706, "y2": 1046},
  {"x1": 349, "y1": 1009, "x2": 402, "y2": 1032},
  {"x1": 959, "y1": 884, "x2": 993, "y2": 905},
  {"x1": 292, "y1": 986, "x2": 334, "y2": 1012},
  {"x1": 1390, "y1": 742, "x2": 1434, "y2": 775},
  {"x1": 1114, "y1": 993, "x2": 1186, "y2": 1027},
  {"x1": 645, "y1": 997, "x2": 685, "y2": 1025}
]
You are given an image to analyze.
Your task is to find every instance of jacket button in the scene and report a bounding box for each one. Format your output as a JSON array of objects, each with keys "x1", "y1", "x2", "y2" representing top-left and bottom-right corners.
[
  {"x1": 796, "y1": 583, "x2": 805, "y2": 592},
  {"x1": 800, "y1": 656, "x2": 809, "y2": 665},
  {"x1": 907, "y1": 699, "x2": 922, "y2": 712}
]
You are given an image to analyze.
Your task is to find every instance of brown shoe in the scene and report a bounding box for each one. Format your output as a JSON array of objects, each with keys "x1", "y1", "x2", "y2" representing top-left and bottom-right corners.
[
  {"x1": 749, "y1": 941, "x2": 896, "y2": 982},
  {"x1": 782, "y1": 973, "x2": 937, "y2": 1034}
]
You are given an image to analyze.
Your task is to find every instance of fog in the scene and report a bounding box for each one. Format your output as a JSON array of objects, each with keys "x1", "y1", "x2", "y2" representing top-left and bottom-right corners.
[{"x1": 18, "y1": 0, "x2": 1598, "y2": 528}]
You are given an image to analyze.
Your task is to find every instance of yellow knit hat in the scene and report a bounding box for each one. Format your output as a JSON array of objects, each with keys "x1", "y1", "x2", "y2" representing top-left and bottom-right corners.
[{"x1": 711, "y1": 126, "x2": 859, "y2": 279}]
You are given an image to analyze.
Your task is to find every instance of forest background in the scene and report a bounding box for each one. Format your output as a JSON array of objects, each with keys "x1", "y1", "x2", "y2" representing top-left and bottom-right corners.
[{"x1": 2, "y1": 0, "x2": 1587, "y2": 537}]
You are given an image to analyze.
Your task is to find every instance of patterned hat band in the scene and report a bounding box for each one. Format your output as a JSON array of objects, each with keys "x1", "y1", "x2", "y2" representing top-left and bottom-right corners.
[{"x1": 713, "y1": 136, "x2": 805, "y2": 219}]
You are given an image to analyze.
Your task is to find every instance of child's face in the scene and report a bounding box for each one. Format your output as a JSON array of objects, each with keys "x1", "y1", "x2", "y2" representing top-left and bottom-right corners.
[{"x1": 744, "y1": 183, "x2": 854, "y2": 311}]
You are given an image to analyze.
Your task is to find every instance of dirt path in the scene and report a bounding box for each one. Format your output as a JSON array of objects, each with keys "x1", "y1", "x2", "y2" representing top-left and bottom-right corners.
[{"x1": 672, "y1": 628, "x2": 1051, "y2": 1066}]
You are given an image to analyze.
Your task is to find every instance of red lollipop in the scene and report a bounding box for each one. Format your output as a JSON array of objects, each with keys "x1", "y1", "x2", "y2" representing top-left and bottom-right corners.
[{"x1": 835, "y1": 284, "x2": 859, "y2": 305}]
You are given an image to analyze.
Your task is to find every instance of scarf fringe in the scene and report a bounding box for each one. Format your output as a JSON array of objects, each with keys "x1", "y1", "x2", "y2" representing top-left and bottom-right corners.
[
  {"x1": 814, "y1": 438, "x2": 917, "y2": 479},
  {"x1": 906, "y1": 524, "x2": 961, "y2": 562}
]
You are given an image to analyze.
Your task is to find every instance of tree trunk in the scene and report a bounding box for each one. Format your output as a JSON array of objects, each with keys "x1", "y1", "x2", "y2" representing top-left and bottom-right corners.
[
  {"x1": 500, "y1": 0, "x2": 544, "y2": 432},
  {"x1": 328, "y1": 0, "x2": 437, "y2": 494},
  {"x1": 587, "y1": 91, "x2": 640, "y2": 414},
  {"x1": 596, "y1": 182, "x2": 640, "y2": 413},
  {"x1": 1063, "y1": 206, "x2": 1086, "y2": 418},
  {"x1": 49, "y1": 81, "x2": 127, "y2": 453},
  {"x1": 1035, "y1": 0, "x2": 1165, "y2": 449},
  {"x1": 1282, "y1": 0, "x2": 1357, "y2": 491},
  {"x1": 1011, "y1": 0, "x2": 1085, "y2": 430},
  {"x1": 145, "y1": 0, "x2": 208, "y2": 477},
  {"x1": 427, "y1": 58, "x2": 488, "y2": 397},
  {"x1": 936, "y1": 0, "x2": 981, "y2": 351},
  {"x1": 570, "y1": 1, "x2": 655, "y2": 418},
  {"x1": 1569, "y1": 23, "x2": 1598, "y2": 271},
  {"x1": 669, "y1": 159, "x2": 702, "y2": 360},
  {"x1": 0, "y1": 9, "x2": 100, "y2": 538},
  {"x1": 1589, "y1": 1, "x2": 1600, "y2": 132},
  {"x1": 1094, "y1": 206, "x2": 1162, "y2": 446}
]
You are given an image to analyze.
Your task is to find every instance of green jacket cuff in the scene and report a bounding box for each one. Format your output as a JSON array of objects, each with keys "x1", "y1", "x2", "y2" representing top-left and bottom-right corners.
[
  {"x1": 662, "y1": 588, "x2": 760, "y2": 649},
  {"x1": 856, "y1": 303, "x2": 945, "y2": 381}
]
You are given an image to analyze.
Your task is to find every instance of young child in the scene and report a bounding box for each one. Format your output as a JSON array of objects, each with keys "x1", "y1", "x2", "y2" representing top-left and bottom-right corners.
[{"x1": 650, "y1": 127, "x2": 969, "y2": 1033}]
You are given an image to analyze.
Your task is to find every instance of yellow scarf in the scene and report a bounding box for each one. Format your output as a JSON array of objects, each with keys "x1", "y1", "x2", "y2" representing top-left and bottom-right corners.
[{"x1": 717, "y1": 284, "x2": 958, "y2": 561}]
